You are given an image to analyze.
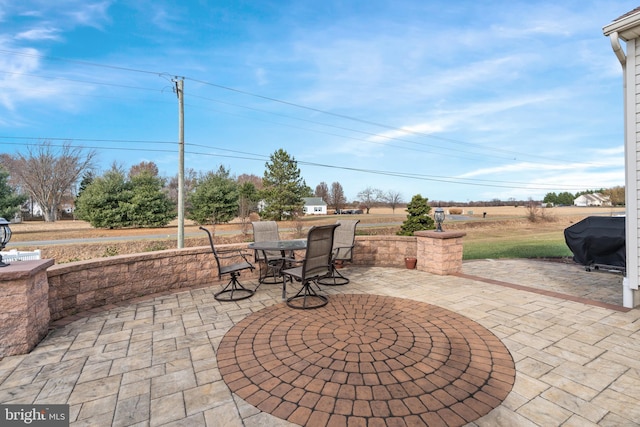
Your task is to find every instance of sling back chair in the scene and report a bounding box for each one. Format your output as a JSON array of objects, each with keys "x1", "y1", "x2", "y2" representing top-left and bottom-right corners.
[
  {"x1": 252, "y1": 221, "x2": 294, "y2": 284},
  {"x1": 281, "y1": 223, "x2": 339, "y2": 309},
  {"x1": 318, "y1": 219, "x2": 359, "y2": 286},
  {"x1": 200, "y1": 227, "x2": 255, "y2": 301}
]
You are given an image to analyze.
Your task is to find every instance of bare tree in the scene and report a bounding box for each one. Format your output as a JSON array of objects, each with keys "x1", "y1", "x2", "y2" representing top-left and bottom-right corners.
[
  {"x1": 356, "y1": 187, "x2": 383, "y2": 214},
  {"x1": 383, "y1": 190, "x2": 403, "y2": 213},
  {"x1": 330, "y1": 181, "x2": 347, "y2": 211},
  {"x1": 167, "y1": 168, "x2": 198, "y2": 205},
  {"x1": 128, "y1": 161, "x2": 159, "y2": 178},
  {"x1": 603, "y1": 185, "x2": 625, "y2": 206},
  {"x1": 237, "y1": 173, "x2": 263, "y2": 190},
  {"x1": 315, "y1": 182, "x2": 330, "y2": 204},
  {"x1": 8, "y1": 142, "x2": 96, "y2": 221}
]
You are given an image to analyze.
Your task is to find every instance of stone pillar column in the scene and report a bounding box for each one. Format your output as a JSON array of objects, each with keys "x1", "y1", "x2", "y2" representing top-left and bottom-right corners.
[
  {"x1": 414, "y1": 230, "x2": 466, "y2": 275},
  {"x1": 0, "y1": 259, "x2": 54, "y2": 357}
]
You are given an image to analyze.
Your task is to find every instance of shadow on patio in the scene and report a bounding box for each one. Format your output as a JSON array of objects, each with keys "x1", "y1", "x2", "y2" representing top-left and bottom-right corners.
[{"x1": 0, "y1": 260, "x2": 637, "y2": 426}]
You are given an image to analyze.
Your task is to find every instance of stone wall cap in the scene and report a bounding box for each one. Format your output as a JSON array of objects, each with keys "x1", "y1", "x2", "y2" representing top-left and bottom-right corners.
[
  {"x1": 414, "y1": 230, "x2": 467, "y2": 239},
  {"x1": 0, "y1": 259, "x2": 55, "y2": 280}
]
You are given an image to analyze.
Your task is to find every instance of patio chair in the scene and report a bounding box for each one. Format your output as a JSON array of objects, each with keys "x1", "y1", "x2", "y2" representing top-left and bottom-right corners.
[
  {"x1": 318, "y1": 219, "x2": 359, "y2": 286},
  {"x1": 200, "y1": 227, "x2": 255, "y2": 301},
  {"x1": 252, "y1": 221, "x2": 293, "y2": 284},
  {"x1": 282, "y1": 223, "x2": 340, "y2": 309}
]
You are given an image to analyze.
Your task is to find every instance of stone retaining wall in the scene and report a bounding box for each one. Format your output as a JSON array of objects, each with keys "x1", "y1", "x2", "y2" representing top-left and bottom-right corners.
[
  {"x1": 46, "y1": 236, "x2": 417, "y2": 321},
  {"x1": 2, "y1": 233, "x2": 468, "y2": 355},
  {"x1": 353, "y1": 235, "x2": 416, "y2": 267}
]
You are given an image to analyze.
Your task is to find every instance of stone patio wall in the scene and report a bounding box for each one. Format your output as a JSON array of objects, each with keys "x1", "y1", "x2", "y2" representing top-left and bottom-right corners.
[
  {"x1": 352, "y1": 235, "x2": 416, "y2": 267},
  {"x1": 45, "y1": 235, "x2": 417, "y2": 321},
  {"x1": 0, "y1": 259, "x2": 54, "y2": 357}
]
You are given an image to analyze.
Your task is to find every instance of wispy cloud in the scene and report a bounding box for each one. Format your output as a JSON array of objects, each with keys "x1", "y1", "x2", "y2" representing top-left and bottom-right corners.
[
  {"x1": 65, "y1": 1, "x2": 112, "y2": 29},
  {"x1": 0, "y1": 0, "x2": 633, "y2": 201},
  {"x1": 15, "y1": 28, "x2": 61, "y2": 41}
]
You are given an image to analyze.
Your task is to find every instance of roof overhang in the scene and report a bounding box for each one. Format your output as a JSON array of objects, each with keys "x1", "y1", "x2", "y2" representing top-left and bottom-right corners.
[{"x1": 603, "y1": 8, "x2": 640, "y2": 40}]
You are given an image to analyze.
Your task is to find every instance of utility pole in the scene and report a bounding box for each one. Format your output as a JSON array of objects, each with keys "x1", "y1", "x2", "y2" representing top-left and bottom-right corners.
[{"x1": 174, "y1": 77, "x2": 185, "y2": 248}]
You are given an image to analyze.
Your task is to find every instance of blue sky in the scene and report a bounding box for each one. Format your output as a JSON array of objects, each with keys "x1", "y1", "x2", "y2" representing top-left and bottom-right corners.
[{"x1": 0, "y1": 0, "x2": 637, "y2": 203}]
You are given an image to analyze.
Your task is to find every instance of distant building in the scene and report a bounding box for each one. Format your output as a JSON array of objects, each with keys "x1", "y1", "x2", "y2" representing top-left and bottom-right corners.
[
  {"x1": 21, "y1": 199, "x2": 43, "y2": 217},
  {"x1": 20, "y1": 200, "x2": 75, "y2": 219},
  {"x1": 573, "y1": 193, "x2": 612, "y2": 207},
  {"x1": 302, "y1": 197, "x2": 327, "y2": 215}
]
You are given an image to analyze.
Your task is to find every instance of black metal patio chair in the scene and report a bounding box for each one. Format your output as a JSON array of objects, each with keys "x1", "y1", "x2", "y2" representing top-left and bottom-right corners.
[
  {"x1": 200, "y1": 227, "x2": 255, "y2": 301},
  {"x1": 282, "y1": 224, "x2": 339, "y2": 309}
]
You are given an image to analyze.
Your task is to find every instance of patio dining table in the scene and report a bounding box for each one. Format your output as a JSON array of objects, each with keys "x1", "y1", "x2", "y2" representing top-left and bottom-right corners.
[{"x1": 248, "y1": 239, "x2": 307, "y2": 299}]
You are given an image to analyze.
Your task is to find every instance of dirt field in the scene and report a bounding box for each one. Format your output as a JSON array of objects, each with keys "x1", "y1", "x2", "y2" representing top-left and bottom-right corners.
[{"x1": 5, "y1": 205, "x2": 621, "y2": 263}]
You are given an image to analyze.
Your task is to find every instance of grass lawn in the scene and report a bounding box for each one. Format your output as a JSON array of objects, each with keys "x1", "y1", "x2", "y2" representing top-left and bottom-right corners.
[
  {"x1": 463, "y1": 237, "x2": 573, "y2": 259},
  {"x1": 461, "y1": 222, "x2": 575, "y2": 260}
]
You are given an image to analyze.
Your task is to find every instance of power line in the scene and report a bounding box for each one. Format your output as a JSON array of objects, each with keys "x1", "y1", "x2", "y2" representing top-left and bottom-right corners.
[
  {"x1": 186, "y1": 77, "x2": 579, "y2": 165},
  {"x1": 0, "y1": 50, "x2": 621, "y2": 194},
  {"x1": 0, "y1": 48, "x2": 583, "y2": 166},
  {"x1": 0, "y1": 48, "x2": 164, "y2": 77},
  {"x1": 0, "y1": 69, "x2": 165, "y2": 93},
  {"x1": 0, "y1": 138, "x2": 599, "y2": 191},
  {"x1": 186, "y1": 93, "x2": 527, "y2": 165},
  {"x1": 1, "y1": 67, "x2": 552, "y2": 166},
  {"x1": 2, "y1": 64, "x2": 524, "y2": 164}
]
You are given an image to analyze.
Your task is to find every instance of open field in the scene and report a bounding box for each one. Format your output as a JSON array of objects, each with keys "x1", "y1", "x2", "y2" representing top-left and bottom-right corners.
[{"x1": 6, "y1": 205, "x2": 623, "y2": 263}]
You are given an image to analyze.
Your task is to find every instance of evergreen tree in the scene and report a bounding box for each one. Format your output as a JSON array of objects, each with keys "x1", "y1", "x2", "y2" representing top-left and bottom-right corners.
[
  {"x1": 75, "y1": 168, "x2": 132, "y2": 228},
  {"x1": 238, "y1": 181, "x2": 259, "y2": 220},
  {"x1": 0, "y1": 168, "x2": 27, "y2": 220},
  {"x1": 260, "y1": 149, "x2": 312, "y2": 220},
  {"x1": 75, "y1": 166, "x2": 175, "y2": 228},
  {"x1": 556, "y1": 191, "x2": 575, "y2": 206},
  {"x1": 543, "y1": 192, "x2": 558, "y2": 205},
  {"x1": 397, "y1": 194, "x2": 435, "y2": 236},
  {"x1": 129, "y1": 171, "x2": 176, "y2": 227},
  {"x1": 75, "y1": 170, "x2": 95, "y2": 202},
  {"x1": 188, "y1": 166, "x2": 239, "y2": 225}
]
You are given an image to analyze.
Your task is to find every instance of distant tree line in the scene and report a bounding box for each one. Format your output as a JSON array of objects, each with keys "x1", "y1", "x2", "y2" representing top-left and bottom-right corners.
[
  {"x1": 542, "y1": 187, "x2": 625, "y2": 206},
  {"x1": 0, "y1": 141, "x2": 627, "y2": 229},
  {"x1": 0, "y1": 144, "x2": 315, "y2": 227},
  {"x1": 73, "y1": 148, "x2": 313, "y2": 227}
]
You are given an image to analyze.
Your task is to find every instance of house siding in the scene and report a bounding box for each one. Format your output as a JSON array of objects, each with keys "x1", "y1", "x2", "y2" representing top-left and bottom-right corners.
[
  {"x1": 604, "y1": 7, "x2": 640, "y2": 306},
  {"x1": 572, "y1": 193, "x2": 610, "y2": 207},
  {"x1": 302, "y1": 197, "x2": 327, "y2": 215},
  {"x1": 630, "y1": 38, "x2": 640, "y2": 291}
]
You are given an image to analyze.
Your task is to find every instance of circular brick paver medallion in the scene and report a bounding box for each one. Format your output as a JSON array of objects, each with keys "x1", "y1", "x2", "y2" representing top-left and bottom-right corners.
[{"x1": 217, "y1": 294, "x2": 515, "y2": 427}]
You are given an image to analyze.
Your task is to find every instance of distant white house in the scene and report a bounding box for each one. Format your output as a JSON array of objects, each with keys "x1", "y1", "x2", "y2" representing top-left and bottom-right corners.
[
  {"x1": 302, "y1": 197, "x2": 327, "y2": 215},
  {"x1": 21, "y1": 199, "x2": 44, "y2": 216},
  {"x1": 21, "y1": 200, "x2": 75, "y2": 216},
  {"x1": 573, "y1": 193, "x2": 612, "y2": 207},
  {"x1": 256, "y1": 198, "x2": 327, "y2": 215}
]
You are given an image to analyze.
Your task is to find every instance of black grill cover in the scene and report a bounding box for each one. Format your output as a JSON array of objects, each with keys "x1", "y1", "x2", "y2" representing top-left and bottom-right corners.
[{"x1": 564, "y1": 216, "x2": 625, "y2": 268}]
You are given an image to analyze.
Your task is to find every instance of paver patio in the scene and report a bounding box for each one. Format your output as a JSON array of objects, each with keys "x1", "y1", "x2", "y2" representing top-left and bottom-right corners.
[{"x1": 0, "y1": 259, "x2": 638, "y2": 426}]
